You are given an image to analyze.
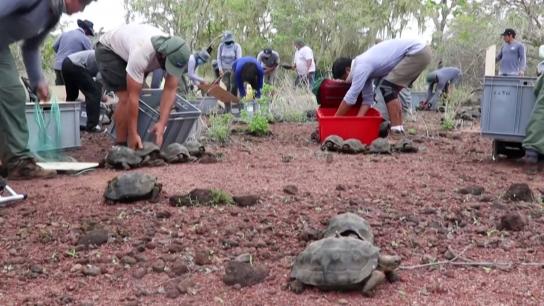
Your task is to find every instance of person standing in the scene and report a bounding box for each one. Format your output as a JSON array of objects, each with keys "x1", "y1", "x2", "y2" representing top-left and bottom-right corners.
[
  {"x1": 496, "y1": 28, "x2": 526, "y2": 76},
  {"x1": 217, "y1": 31, "x2": 242, "y2": 92},
  {"x1": 95, "y1": 23, "x2": 191, "y2": 149},
  {"x1": 293, "y1": 39, "x2": 316, "y2": 88},
  {"x1": 332, "y1": 39, "x2": 431, "y2": 139},
  {"x1": 53, "y1": 19, "x2": 94, "y2": 85},
  {"x1": 257, "y1": 48, "x2": 280, "y2": 85},
  {"x1": 61, "y1": 50, "x2": 103, "y2": 132},
  {"x1": 423, "y1": 67, "x2": 462, "y2": 110},
  {"x1": 0, "y1": 0, "x2": 97, "y2": 180}
]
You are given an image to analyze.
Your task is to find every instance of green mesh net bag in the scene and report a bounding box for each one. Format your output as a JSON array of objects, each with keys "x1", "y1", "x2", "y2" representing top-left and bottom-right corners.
[{"x1": 33, "y1": 97, "x2": 62, "y2": 154}]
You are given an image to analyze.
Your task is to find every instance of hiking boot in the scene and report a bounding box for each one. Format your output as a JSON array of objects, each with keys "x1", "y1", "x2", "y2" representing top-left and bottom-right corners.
[{"x1": 7, "y1": 158, "x2": 56, "y2": 180}]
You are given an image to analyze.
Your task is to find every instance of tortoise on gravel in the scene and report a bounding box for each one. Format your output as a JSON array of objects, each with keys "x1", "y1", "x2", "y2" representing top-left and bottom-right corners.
[
  {"x1": 288, "y1": 236, "x2": 401, "y2": 295},
  {"x1": 104, "y1": 172, "x2": 162, "y2": 203},
  {"x1": 321, "y1": 135, "x2": 344, "y2": 152},
  {"x1": 368, "y1": 138, "x2": 391, "y2": 154},
  {"x1": 104, "y1": 146, "x2": 142, "y2": 170},
  {"x1": 341, "y1": 139, "x2": 368, "y2": 154},
  {"x1": 136, "y1": 142, "x2": 167, "y2": 167},
  {"x1": 392, "y1": 138, "x2": 418, "y2": 153},
  {"x1": 323, "y1": 212, "x2": 374, "y2": 243},
  {"x1": 184, "y1": 140, "x2": 206, "y2": 158},
  {"x1": 162, "y1": 143, "x2": 191, "y2": 163}
]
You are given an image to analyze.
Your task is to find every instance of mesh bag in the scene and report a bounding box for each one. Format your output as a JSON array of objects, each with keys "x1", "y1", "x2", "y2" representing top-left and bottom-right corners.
[{"x1": 33, "y1": 97, "x2": 62, "y2": 153}]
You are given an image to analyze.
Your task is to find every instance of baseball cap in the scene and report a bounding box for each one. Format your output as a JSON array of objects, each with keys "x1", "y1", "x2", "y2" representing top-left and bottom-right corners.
[
  {"x1": 151, "y1": 36, "x2": 191, "y2": 78},
  {"x1": 501, "y1": 28, "x2": 516, "y2": 37}
]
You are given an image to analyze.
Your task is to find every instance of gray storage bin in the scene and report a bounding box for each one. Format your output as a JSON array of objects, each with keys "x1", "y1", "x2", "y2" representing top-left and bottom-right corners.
[
  {"x1": 480, "y1": 76, "x2": 536, "y2": 142},
  {"x1": 190, "y1": 96, "x2": 219, "y2": 114},
  {"x1": 25, "y1": 102, "x2": 81, "y2": 152},
  {"x1": 109, "y1": 89, "x2": 201, "y2": 147}
]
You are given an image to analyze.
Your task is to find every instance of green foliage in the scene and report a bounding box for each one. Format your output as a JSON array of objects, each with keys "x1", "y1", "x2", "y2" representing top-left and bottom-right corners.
[
  {"x1": 207, "y1": 113, "x2": 234, "y2": 143},
  {"x1": 440, "y1": 86, "x2": 470, "y2": 130},
  {"x1": 247, "y1": 113, "x2": 270, "y2": 136},
  {"x1": 210, "y1": 189, "x2": 234, "y2": 205}
]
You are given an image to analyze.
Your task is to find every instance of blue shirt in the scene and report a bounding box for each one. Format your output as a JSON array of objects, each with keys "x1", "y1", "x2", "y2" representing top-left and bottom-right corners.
[
  {"x1": 0, "y1": 0, "x2": 63, "y2": 88},
  {"x1": 232, "y1": 57, "x2": 264, "y2": 98},
  {"x1": 426, "y1": 67, "x2": 462, "y2": 105},
  {"x1": 344, "y1": 39, "x2": 426, "y2": 105},
  {"x1": 53, "y1": 28, "x2": 93, "y2": 70}
]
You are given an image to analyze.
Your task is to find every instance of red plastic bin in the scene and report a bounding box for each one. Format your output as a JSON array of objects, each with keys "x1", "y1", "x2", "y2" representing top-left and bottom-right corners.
[{"x1": 317, "y1": 107, "x2": 384, "y2": 145}]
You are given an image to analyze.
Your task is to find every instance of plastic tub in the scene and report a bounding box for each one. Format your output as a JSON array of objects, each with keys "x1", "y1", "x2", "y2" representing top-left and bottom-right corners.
[
  {"x1": 25, "y1": 102, "x2": 81, "y2": 152},
  {"x1": 190, "y1": 96, "x2": 219, "y2": 114},
  {"x1": 317, "y1": 107, "x2": 384, "y2": 145}
]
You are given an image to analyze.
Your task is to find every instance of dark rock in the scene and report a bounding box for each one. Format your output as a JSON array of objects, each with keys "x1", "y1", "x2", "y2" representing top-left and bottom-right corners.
[
  {"x1": 335, "y1": 185, "x2": 346, "y2": 191},
  {"x1": 498, "y1": 212, "x2": 527, "y2": 231},
  {"x1": 223, "y1": 261, "x2": 268, "y2": 287},
  {"x1": 156, "y1": 211, "x2": 172, "y2": 219},
  {"x1": 194, "y1": 249, "x2": 212, "y2": 266},
  {"x1": 168, "y1": 243, "x2": 183, "y2": 253},
  {"x1": 30, "y1": 264, "x2": 44, "y2": 274},
  {"x1": 283, "y1": 185, "x2": 298, "y2": 195},
  {"x1": 132, "y1": 268, "x2": 147, "y2": 279},
  {"x1": 503, "y1": 183, "x2": 534, "y2": 202},
  {"x1": 169, "y1": 188, "x2": 213, "y2": 207},
  {"x1": 458, "y1": 185, "x2": 485, "y2": 196},
  {"x1": 171, "y1": 260, "x2": 189, "y2": 276},
  {"x1": 152, "y1": 259, "x2": 166, "y2": 273},
  {"x1": 77, "y1": 229, "x2": 109, "y2": 247},
  {"x1": 233, "y1": 195, "x2": 260, "y2": 207},
  {"x1": 198, "y1": 153, "x2": 219, "y2": 164},
  {"x1": 176, "y1": 279, "x2": 195, "y2": 294}
]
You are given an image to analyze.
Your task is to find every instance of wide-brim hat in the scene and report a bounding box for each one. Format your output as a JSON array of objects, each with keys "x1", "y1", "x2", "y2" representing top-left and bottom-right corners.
[{"x1": 77, "y1": 19, "x2": 95, "y2": 36}]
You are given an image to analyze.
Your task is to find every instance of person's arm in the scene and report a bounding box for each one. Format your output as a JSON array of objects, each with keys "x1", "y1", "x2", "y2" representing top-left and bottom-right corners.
[
  {"x1": 21, "y1": 32, "x2": 49, "y2": 100},
  {"x1": 335, "y1": 68, "x2": 371, "y2": 116},
  {"x1": 217, "y1": 43, "x2": 223, "y2": 74},
  {"x1": 256, "y1": 66, "x2": 264, "y2": 98},
  {"x1": 150, "y1": 69, "x2": 164, "y2": 89},
  {"x1": 82, "y1": 36, "x2": 92, "y2": 50},
  {"x1": 236, "y1": 66, "x2": 246, "y2": 98},
  {"x1": 187, "y1": 55, "x2": 205, "y2": 84},
  {"x1": 0, "y1": 0, "x2": 35, "y2": 19},
  {"x1": 236, "y1": 43, "x2": 242, "y2": 59},
  {"x1": 496, "y1": 46, "x2": 502, "y2": 62},
  {"x1": 151, "y1": 74, "x2": 179, "y2": 146},
  {"x1": 519, "y1": 44, "x2": 527, "y2": 75}
]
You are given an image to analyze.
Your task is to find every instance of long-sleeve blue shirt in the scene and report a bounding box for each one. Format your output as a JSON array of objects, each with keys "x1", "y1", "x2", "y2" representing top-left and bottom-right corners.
[
  {"x1": 426, "y1": 67, "x2": 462, "y2": 106},
  {"x1": 232, "y1": 57, "x2": 264, "y2": 98},
  {"x1": 0, "y1": 0, "x2": 63, "y2": 88},
  {"x1": 53, "y1": 28, "x2": 93, "y2": 70},
  {"x1": 496, "y1": 41, "x2": 527, "y2": 76}
]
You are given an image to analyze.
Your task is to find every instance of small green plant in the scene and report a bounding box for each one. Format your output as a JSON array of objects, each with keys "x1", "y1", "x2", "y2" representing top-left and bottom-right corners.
[
  {"x1": 65, "y1": 248, "x2": 78, "y2": 258},
  {"x1": 440, "y1": 86, "x2": 471, "y2": 130},
  {"x1": 208, "y1": 113, "x2": 234, "y2": 143},
  {"x1": 247, "y1": 113, "x2": 270, "y2": 136},
  {"x1": 211, "y1": 189, "x2": 234, "y2": 205}
]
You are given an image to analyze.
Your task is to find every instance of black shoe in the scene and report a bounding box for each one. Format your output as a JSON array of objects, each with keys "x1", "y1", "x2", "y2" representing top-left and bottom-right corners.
[{"x1": 87, "y1": 125, "x2": 106, "y2": 133}]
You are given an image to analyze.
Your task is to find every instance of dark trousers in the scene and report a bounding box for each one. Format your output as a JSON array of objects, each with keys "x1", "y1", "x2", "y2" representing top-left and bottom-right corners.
[
  {"x1": 61, "y1": 58, "x2": 102, "y2": 129},
  {"x1": 54, "y1": 69, "x2": 64, "y2": 85}
]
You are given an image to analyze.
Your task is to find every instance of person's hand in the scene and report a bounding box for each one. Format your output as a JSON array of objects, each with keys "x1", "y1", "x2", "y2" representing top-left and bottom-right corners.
[
  {"x1": 36, "y1": 81, "x2": 49, "y2": 102},
  {"x1": 128, "y1": 133, "x2": 143, "y2": 150},
  {"x1": 150, "y1": 122, "x2": 166, "y2": 147}
]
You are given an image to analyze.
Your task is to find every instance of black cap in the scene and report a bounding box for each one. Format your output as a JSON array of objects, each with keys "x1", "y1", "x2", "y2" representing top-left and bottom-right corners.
[
  {"x1": 77, "y1": 19, "x2": 95, "y2": 36},
  {"x1": 501, "y1": 28, "x2": 516, "y2": 37}
]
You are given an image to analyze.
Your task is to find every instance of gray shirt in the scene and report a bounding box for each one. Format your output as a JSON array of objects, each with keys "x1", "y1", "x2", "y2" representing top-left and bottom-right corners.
[
  {"x1": 53, "y1": 28, "x2": 93, "y2": 70},
  {"x1": 217, "y1": 42, "x2": 242, "y2": 71},
  {"x1": 68, "y1": 50, "x2": 98, "y2": 77},
  {"x1": 344, "y1": 39, "x2": 426, "y2": 105},
  {"x1": 0, "y1": 0, "x2": 63, "y2": 88},
  {"x1": 496, "y1": 41, "x2": 526, "y2": 76},
  {"x1": 257, "y1": 50, "x2": 280, "y2": 68},
  {"x1": 426, "y1": 67, "x2": 462, "y2": 106}
]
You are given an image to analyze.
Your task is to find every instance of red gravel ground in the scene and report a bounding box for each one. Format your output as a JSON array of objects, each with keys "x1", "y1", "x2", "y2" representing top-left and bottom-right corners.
[{"x1": 1, "y1": 112, "x2": 543, "y2": 305}]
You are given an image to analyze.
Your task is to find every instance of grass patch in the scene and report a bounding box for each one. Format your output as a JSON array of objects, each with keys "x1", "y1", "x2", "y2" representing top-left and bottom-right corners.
[
  {"x1": 207, "y1": 113, "x2": 234, "y2": 143},
  {"x1": 211, "y1": 189, "x2": 234, "y2": 205}
]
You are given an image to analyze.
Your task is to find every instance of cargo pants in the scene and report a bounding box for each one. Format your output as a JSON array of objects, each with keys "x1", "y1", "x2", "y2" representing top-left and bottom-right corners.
[
  {"x1": 523, "y1": 76, "x2": 544, "y2": 154},
  {"x1": 0, "y1": 45, "x2": 33, "y2": 169}
]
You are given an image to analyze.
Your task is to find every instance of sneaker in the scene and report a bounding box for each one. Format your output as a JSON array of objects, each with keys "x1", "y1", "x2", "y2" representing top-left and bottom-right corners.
[
  {"x1": 7, "y1": 157, "x2": 56, "y2": 180},
  {"x1": 87, "y1": 125, "x2": 107, "y2": 133}
]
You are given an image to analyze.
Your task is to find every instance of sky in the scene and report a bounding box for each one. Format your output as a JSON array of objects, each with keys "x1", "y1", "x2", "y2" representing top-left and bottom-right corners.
[{"x1": 60, "y1": 0, "x2": 433, "y2": 42}]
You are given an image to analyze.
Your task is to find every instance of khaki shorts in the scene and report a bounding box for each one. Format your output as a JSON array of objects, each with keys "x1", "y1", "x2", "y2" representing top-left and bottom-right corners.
[{"x1": 385, "y1": 46, "x2": 432, "y2": 87}]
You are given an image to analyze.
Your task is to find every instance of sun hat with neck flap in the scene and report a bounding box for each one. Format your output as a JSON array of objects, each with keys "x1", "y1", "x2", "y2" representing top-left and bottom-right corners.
[{"x1": 151, "y1": 36, "x2": 191, "y2": 78}]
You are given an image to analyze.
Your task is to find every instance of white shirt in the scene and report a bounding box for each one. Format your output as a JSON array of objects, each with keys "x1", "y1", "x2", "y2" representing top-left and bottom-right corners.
[
  {"x1": 187, "y1": 54, "x2": 204, "y2": 85},
  {"x1": 99, "y1": 24, "x2": 166, "y2": 84},
  {"x1": 293, "y1": 46, "x2": 316, "y2": 75}
]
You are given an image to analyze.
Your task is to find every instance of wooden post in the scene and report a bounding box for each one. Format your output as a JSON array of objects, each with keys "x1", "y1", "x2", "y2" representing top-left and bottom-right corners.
[{"x1": 485, "y1": 45, "x2": 496, "y2": 76}]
